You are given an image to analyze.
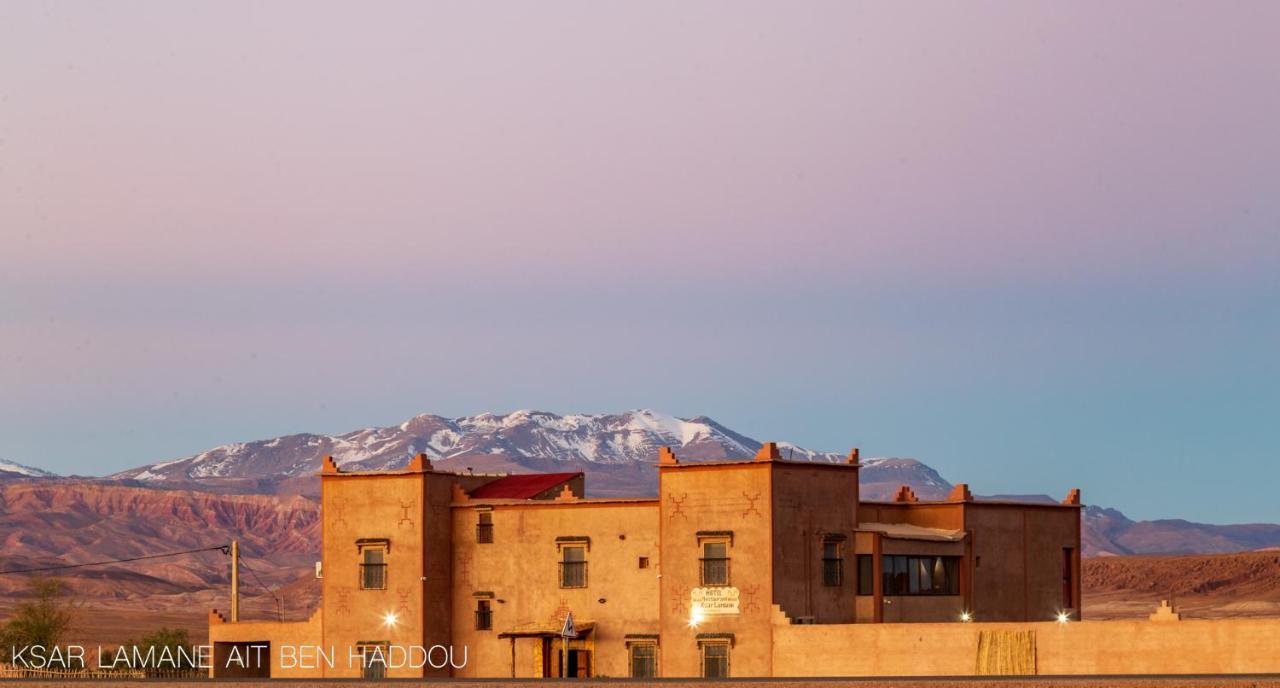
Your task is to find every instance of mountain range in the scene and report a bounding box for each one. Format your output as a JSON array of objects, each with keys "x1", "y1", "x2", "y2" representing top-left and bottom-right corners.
[
  {"x1": 103, "y1": 409, "x2": 952, "y2": 500},
  {"x1": 5, "y1": 409, "x2": 1279, "y2": 557}
]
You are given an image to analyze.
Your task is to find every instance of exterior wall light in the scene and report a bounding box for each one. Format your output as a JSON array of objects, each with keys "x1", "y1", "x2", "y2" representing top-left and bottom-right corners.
[
  {"x1": 383, "y1": 611, "x2": 400, "y2": 627},
  {"x1": 960, "y1": 611, "x2": 973, "y2": 623},
  {"x1": 1055, "y1": 611, "x2": 1070, "y2": 624},
  {"x1": 688, "y1": 605, "x2": 705, "y2": 628}
]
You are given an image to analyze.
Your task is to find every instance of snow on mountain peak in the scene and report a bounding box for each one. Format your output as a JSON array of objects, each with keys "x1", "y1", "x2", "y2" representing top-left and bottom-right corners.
[
  {"x1": 623, "y1": 409, "x2": 706, "y2": 445},
  {"x1": 0, "y1": 458, "x2": 56, "y2": 477},
  {"x1": 110, "y1": 409, "x2": 884, "y2": 483}
]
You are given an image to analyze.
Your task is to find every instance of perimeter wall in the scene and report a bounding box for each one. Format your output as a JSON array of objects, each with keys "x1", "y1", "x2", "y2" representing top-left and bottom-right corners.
[{"x1": 770, "y1": 610, "x2": 1280, "y2": 676}]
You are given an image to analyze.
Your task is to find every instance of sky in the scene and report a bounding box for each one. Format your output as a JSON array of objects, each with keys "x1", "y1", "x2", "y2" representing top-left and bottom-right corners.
[{"x1": 1, "y1": 2, "x2": 1277, "y2": 523}]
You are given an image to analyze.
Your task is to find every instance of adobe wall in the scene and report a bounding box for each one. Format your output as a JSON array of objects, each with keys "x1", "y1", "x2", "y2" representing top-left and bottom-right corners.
[
  {"x1": 964, "y1": 504, "x2": 1080, "y2": 622},
  {"x1": 35, "y1": 680, "x2": 1280, "y2": 688},
  {"x1": 207, "y1": 611, "x2": 322, "y2": 678},
  {"x1": 422, "y1": 471, "x2": 457, "y2": 677},
  {"x1": 880, "y1": 593, "x2": 964, "y2": 623},
  {"x1": 859, "y1": 502, "x2": 964, "y2": 530},
  {"x1": 770, "y1": 462, "x2": 860, "y2": 624},
  {"x1": 659, "y1": 461, "x2": 774, "y2": 678},
  {"x1": 771, "y1": 617, "x2": 1280, "y2": 676},
  {"x1": 449, "y1": 498, "x2": 660, "y2": 679},
  {"x1": 320, "y1": 471, "x2": 429, "y2": 679}
]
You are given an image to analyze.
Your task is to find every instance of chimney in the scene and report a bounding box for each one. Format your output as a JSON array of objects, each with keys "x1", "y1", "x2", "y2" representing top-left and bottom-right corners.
[
  {"x1": 321, "y1": 456, "x2": 339, "y2": 474},
  {"x1": 755, "y1": 441, "x2": 782, "y2": 461},
  {"x1": 845, "y1": 448, "x2": 861, "y2": 465},
  {"x1": 658, "y1": 447, "x2": 679, "y2": 465},
  {"x1": 1062, "y1": 488, "x2": 1081, "y2": 506}
]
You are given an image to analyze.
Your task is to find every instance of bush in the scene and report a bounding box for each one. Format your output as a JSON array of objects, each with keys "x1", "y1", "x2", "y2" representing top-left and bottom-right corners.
[
  {"x1": 0, "y1": 576, "x2": 78, "y2": 664},
  {"x1": 120, "y1": 627, "x2": 199, "y2": 673}
]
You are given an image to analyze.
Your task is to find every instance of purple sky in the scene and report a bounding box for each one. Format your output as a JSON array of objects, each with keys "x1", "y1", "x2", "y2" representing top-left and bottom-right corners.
[{"x1": 2, "y1": 2, "x2": 1278, "y2": 522}]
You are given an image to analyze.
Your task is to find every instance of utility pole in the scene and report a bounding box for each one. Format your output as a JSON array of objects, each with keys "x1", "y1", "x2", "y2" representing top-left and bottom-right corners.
[{"x1": 230, "y1": 540, "x2": 240, "y2": 623}]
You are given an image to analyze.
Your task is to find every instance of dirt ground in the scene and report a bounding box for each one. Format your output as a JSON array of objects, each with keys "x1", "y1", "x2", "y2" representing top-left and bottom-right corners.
[{"x1": 1082, "y1": 550, "x2": 1280, "y2": 620}]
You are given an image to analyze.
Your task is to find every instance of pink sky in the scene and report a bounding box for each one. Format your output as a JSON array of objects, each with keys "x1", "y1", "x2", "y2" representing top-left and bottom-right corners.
[{"x1": 1, "y1": 2, "x2": 1278, "y2": 522}]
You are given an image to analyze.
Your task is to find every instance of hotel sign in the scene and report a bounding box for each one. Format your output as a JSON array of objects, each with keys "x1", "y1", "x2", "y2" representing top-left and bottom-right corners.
[{"x1": 691, "y1": 587, "x2": 740, "y2": 615}]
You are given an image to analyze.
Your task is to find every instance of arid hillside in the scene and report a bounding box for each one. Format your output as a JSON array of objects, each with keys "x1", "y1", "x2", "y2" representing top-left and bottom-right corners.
[
  {"x1": 3, "y1": 481, "x2": 1280, "y2": 645},
  {"x1": 0, "y1": 482, "x2": 321, "y2": 644},
  {"x1": 1082, "y1": 550, "x2": 1280, "y2": 619}
]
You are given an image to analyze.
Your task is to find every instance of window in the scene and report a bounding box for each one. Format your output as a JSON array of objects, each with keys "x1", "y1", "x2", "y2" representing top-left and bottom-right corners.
[
  {"x1": 476, "y1": 511, "x2": 493, "y2": 544},
  {"x1": 1062, "y1": 547, "x2": 1075, "y2": 609},
  {"x1": 700, "y1": 541, "x2": 730, "y2": 587},
  {"x1": 629, "y1": 642, "x2": 656, "y2": 678},
  {"x1": 700, "y1": 642, "x2": 729, "y2": 678},
  {"x1": 638, "y1": 556, "x2": 650, "y2": 569},
  {"x1": 474, "y1": 599, "x2": 492, "y2": 630},
  {"x1": 822, "y1": 539, "x2": 843, "y2": 587},
  {"x1": 360, "y1": 546, "x2": 387, "y2": 590},
  {"x1": 357, "y1": 642, "x2": 389, "y2": 679},
  {"x1": 559, "y1": 545, "x2": 587, "y2": 588},
  {"x1": 880, "y1": 555, "x2": 960, "y2": 595},
  {"x1": 856, "y1": 554, "x2": 874, "y2": 595}
]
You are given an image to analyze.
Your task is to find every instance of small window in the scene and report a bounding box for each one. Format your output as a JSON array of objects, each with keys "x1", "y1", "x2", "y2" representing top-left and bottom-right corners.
[
  {"x1": 700, "y1": 642, "x2": 729, "y2": 678},
  {"x1": 559, "y1": 545, "x2": 587, "y2": 588},
  {"x1": 638, "y1": 556, "x2": 650, "y2": 569},
  {"x1": 357, "y1": 642, "x2": 389, "y2": 679},
  {"x1": 629, "y1": 642, "x2": 656, "y2": 678},
  {"x1": 476, "y1": 511, "x2": 494, "y2": 544},
  {"x1": 360, "y1": 547, "x2": 387, "y2": 590},
  {"x1": 822, "y1": 539, "x2": 843, "y2": 587},
  {"x1": 1062, "y1": 547, "x2": 1075, "y2": 609},
  {"x1": 856, "y1": 554, "x2": 874, "y2": 596},
  {"x1": 475, "y1": 599, "x2": 492, "y2": 631},
  {"x1": 700, "y1": 541, "x2": 730, "y2": 587}
]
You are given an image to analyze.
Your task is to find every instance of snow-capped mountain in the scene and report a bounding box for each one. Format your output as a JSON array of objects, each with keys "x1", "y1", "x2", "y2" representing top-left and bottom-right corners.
[
  {"x1": 108, "y1": 409, "x2": 946, "y2": 498},
  {"x1": 14, "y1": 411, "x2": 1280, "y2": 558},
  {"x1": 109, "y1": 409, "x2": 795, "y2": 480},
  {"x1": 0, "y1": 458, "x2": 57, "y2": 479}
]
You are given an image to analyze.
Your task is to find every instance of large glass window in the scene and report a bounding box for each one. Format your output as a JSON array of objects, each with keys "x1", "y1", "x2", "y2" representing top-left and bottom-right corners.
[
  {"x1": 559, "y1": 545, "x2": 587, "y2": 588},
  {"x1": 880, "y1": 555, "x2": 960, "y2": 595},
  {"x1": 700, "y1": 541, "x2": 730, "y2": 587}
]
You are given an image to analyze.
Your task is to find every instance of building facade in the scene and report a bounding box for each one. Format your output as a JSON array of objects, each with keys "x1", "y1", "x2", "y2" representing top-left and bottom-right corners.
[{"x1": 209, "y1": 443, "x2": 1082, "y2": 679}]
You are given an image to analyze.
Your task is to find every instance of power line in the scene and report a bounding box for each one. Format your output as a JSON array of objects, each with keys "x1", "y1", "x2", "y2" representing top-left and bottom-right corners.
[
  {"x1": 0, "y1": 544, "x2": 229, "y2": 576},
  {"x1": 238, "y1": 553, "x2": 284, "y2": 622}
]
